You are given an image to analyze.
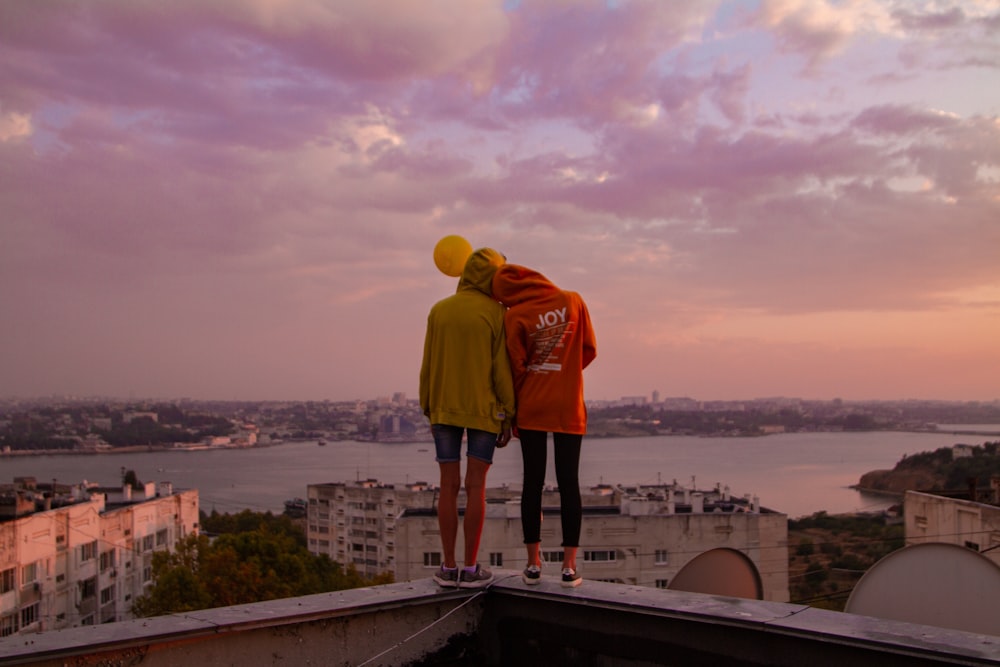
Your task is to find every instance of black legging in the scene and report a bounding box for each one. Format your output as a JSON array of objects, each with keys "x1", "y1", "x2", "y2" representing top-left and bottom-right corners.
[{"x1": 519, "y1": 429, "x2": 582, "y2": 548}]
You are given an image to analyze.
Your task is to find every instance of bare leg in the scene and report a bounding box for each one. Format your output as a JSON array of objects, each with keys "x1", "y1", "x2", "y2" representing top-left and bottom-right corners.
[
  {"x1": 438, "y1": 461, "x2": 461, "y2": 568},
  {"x1": 563, "y1": 546, "x2": 578, "y2": 572},
  {"x1": 526, "y1": 541, "x2": 541, "y2": 567},
  {"x1": 462, "y1": 456, "x2": 491, "y2": 566}
]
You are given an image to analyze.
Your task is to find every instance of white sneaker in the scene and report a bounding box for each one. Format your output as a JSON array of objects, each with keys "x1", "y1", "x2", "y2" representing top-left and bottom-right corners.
[
  {"x1": 561, "y1": 568, "x2": 582, "y2": 588},
  {"x1": 522, "y1": 564, "x2": 541, "y2": 585}
]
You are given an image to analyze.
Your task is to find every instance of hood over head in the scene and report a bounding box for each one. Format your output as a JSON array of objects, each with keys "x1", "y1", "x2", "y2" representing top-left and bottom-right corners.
[
  {"x1": 458, "y1": 247, "x2": 506, "y2": 296},
  {"x1": 491, "y1": 264, "x2": 560, "y2": 307}
]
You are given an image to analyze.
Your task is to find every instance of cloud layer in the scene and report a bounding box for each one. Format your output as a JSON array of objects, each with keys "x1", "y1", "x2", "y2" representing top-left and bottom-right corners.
[{"x1": 2, "y1": 0, "x2": 998, "y2": 402}]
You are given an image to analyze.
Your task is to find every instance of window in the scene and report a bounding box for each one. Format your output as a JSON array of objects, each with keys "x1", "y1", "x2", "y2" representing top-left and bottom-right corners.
[
  {"x1": 541, "y1": 550, "x2": 564, "y2": 563},
  {"x1": 80, "y1": 577, "x2": 97, "y2": 600},
  {"x1": 156, "y1": 529, "x2": 168, "y2": 547},
  {"x1": 489, "y1": 552, "x2": 503, "y2": 567},
  {"x1": 100, "y1": 550, "x2": 115, "y2": 572},
  {"x1": 654, "y1": 549, "x2": 669, "y2": 565},
  {"x1": 423, "y1": 552, "x2": 442, "y2": 567},
  {"x1": 0, "y1": 614, "x2": 17, "y2": 638},
  {"x1": 142, "y1": 535, "x2": 154, "y2": 552},
  {"x1": 965, "y1": 541, "x2": 981, "y2": 552},
  {"x1": 142, "y1": 566, "x2": 152, "y2": 583},
  {"x1": 584, "y1": 550, "x2": 616, "y2": 562},
  {"x1": 0, "y1": 568, "x2": 14, "y2": 594},
  {"x1": 21, "y1": 562, "x2": 38, "y2": 587},
  {"x1": 101, "y1": 586, "x2": 115, "y2": 605},
  {"x1": 655, "y1": 579, "x2": 669, "y2": 589},
  {"x1": 80, "y1": 540, "x2": 98, "y2": 562},
  {"x1": 20, "y1": 603, "x2": 39, "y2": 628}
]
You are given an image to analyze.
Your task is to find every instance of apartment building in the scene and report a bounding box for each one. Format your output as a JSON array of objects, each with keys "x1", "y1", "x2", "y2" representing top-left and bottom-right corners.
[
  {"x1": 0, "y1": 477, "x2": 199, "y2": 637},
  {"x1": 306, "y1": 479, "x2": 789, "y2": 602},
  {"x1": 904, "y1": 475, "x2": 1000, "y2": 565}
]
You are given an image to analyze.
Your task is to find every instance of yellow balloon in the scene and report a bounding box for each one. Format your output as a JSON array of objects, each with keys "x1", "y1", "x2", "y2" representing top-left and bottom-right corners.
[{"x1": 433, "y1": 235, "x2": 473, "y2": 277}]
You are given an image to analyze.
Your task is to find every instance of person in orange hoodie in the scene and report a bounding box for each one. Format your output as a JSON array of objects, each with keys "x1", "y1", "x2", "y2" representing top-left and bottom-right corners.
[{"x1": 492, "y1": 264, "x2": 597, "y2": 587}]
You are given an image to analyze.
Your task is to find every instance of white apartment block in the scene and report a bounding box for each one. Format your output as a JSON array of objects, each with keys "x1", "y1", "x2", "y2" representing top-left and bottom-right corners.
[
  {"x1": 0, "y1": 477, "x2": 199, "y2": 637},
  {"x1": 307, "y1": 479, "x2": 789, "y2": 602},
  {"x1": 905, "y1": 476, "x2": 1000, "y2": 566}
]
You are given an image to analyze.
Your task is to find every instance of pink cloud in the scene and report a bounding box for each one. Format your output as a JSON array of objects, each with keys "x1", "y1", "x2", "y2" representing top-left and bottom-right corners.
[{"x1": 1, "y1": 1, "x2": 997, "y2": 402}]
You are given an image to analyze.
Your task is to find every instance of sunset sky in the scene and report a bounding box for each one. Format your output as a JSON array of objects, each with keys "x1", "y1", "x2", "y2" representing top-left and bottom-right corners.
[{"x1": 2, "y1": 0, "x2": 998, "y2": 404}]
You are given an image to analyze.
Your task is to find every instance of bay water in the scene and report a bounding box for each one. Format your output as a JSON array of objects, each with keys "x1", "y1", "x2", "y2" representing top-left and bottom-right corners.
[{"x1": 4, "y1": 430, "x2": 995, "y2": 519}]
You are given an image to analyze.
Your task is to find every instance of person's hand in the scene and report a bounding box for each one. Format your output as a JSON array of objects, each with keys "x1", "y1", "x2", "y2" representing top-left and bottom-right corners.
[{"x1": 496, "y1": 427, "x2": 512, "y2": 448}]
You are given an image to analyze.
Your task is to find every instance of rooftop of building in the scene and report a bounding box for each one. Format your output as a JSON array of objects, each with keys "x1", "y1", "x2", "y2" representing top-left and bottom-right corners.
[
  {"x1": 318, "y1": 477, "x2": 782, "y2": 518},
  {"x1": 2, "y1": 573, "x2": 997, "y2": 666}
]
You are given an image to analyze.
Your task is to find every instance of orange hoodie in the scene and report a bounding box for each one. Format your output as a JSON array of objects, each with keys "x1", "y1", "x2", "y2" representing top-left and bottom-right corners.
[{"x1": 492, "y1": 265, "x2": 596, "y2": 435}]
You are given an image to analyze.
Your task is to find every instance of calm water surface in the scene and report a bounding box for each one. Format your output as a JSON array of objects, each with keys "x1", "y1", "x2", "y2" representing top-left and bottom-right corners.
[{"x1": 5, "y1": 431, "x2": 995, "y2": 518}]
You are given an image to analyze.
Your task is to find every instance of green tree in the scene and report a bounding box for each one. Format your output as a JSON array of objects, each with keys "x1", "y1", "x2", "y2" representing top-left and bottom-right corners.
[
  {"x1": 133, "y1": 512, "x2": 392, "y2": 617},
  {"x1": 795, "y1": 538, "x2": 815, "y2": 556},
  {"x1": 132, "y1": 535, "x2": 212, "y2": 617}
]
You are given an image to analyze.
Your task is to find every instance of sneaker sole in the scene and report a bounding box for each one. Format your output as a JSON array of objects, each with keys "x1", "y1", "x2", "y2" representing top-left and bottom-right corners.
[
  {"x1": 458, "y1": 578, "x2": 493, "y2": 589},
  {"x1": 561, "y1": 577, "x2": 582, "y2": 588},
  {"x1": 522, "y1": 575, "x2": 541, "y2": 585},
  {"x1": 433, "y1": 577, "x2": 458, "y2": 588}
]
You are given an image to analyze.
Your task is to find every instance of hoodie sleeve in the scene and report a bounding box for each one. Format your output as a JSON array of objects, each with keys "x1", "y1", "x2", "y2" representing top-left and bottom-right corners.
[
  {"x1": 418, "y1": 310, "x2": 434, "y2": 417},
  {"x1": 493, "y1": 315, "x2": 516, "y2": 429},
  {"x1": 503, "y1": 311, "x2": 529, "y2": 394},
  {"x1": 578, "y1": 296, "x2": 597, "y2": 370}
]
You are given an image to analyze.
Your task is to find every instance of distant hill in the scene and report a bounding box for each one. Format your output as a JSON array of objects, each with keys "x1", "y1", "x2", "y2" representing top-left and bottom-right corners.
[{"x1": 856, "y1": 441, "x2": 1000, "y2": 496}]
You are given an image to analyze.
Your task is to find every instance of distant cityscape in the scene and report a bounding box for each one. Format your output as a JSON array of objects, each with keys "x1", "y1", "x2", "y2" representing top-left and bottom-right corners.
[
  {"x1": 2, "y1": 393, "x2": 999, "y2": 639},
  {"x1": 2, "y1": 394, "x2": 999, "y2": 454}
]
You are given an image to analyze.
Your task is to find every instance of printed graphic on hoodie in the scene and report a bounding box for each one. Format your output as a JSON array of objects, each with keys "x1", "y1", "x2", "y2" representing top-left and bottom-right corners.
[{"x1": 528, "y1": 308, "x2": 575, "y2": 373}]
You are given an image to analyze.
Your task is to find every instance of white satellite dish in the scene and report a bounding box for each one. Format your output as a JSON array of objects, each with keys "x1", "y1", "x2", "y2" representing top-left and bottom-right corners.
[
  {"x1": 668, "y1": 547, "x2": 763, "y2": 599},
  {"x1": 845, "y1": 542, "x2": 1000, "y2": 636}
]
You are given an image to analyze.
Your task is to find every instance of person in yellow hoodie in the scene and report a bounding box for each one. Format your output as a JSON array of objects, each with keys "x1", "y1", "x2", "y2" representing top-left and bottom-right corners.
[
  {"x1": 492, "y1": 264, "x2": 597, "y2": 588},
  {"x1": 420, "y1": 247, "x2": 515, "y2": 588}
]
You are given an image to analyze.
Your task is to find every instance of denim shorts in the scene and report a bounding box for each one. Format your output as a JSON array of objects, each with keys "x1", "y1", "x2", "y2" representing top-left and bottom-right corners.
[{"x1": 432, "y1": 424, "x2": 497, "y2": 465}]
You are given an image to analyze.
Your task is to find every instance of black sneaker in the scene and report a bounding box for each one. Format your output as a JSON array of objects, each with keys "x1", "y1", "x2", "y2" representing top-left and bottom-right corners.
[
  {"x1": 522, "y1": 564, "x2": 541, "y2": 586},
  {"x1": 459, "y1": 564, "x2": 494, "y2": 588},
  {"x1": 433, "y1": 565, "x2": 459, "y2": 588},
  {"x1": 561, "y1": 568, "x2": 582, "y2": 588}
]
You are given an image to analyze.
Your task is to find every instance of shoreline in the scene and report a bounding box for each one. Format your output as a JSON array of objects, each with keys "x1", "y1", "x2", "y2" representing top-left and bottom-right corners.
[
  {"x1": 848, "y1": 485, "x2": 904, "y2": 500},
  {"x1": 3, "y1": 428, "x2": 997, "y2": 459}
]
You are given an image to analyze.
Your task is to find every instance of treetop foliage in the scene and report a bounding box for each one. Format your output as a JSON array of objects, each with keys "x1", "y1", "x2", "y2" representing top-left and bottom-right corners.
[{"x1": 133, "y1": 510, "x2": 392, "y2": 618}]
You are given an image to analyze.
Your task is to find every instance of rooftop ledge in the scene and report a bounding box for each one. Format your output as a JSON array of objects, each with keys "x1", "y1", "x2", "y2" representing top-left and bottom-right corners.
[{"x1": 3, "y1": 572, "x2": 998, "y2": 666}]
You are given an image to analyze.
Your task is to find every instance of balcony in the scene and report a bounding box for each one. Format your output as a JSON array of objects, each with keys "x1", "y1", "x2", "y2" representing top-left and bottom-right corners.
[{"x1": 2, "y1": 572, "x2": 998, "y2": 666}]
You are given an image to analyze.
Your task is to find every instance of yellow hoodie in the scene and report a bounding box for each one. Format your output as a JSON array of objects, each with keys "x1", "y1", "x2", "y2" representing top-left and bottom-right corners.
[{"x1": 419, "y1": 248, "x2": 515, "y2": 433}]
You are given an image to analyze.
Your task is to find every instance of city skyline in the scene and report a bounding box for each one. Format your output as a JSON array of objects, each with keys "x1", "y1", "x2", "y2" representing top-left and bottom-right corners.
[{"x1": 1, "y1": 2, "x2": 998, "y2": 404}]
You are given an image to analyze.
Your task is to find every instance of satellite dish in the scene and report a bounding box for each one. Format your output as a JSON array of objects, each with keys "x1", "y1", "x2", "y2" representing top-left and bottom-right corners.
[
  {"x1": 845, "y1": 542, "x2": 1000, "y2": 636},
  {"x1": 668, "y1": 548, "x2": 763, "y2": 599}
]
